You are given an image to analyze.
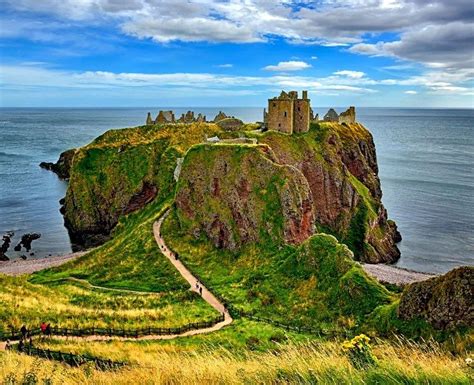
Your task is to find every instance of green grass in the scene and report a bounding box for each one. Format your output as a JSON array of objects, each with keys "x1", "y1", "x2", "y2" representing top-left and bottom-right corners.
[{"x1": 162, "y1": 207, "x2": 395, "y2": 334}]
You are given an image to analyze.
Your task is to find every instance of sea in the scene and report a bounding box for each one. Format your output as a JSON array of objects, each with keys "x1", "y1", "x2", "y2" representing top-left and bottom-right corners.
[{"x1": 0, "y1": 107, "x2": 473, "y2": 274}]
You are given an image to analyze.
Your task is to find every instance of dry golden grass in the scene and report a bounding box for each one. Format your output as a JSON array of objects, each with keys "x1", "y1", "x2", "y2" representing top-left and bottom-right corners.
[{"x1": 1, "y1": 337, "x2": 472, "y2": 384}]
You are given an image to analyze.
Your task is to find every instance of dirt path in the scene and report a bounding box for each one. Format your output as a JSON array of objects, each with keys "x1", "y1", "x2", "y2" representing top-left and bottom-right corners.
[{"x1": 1, "y1": 210, "x2": 232, "y2": 350}]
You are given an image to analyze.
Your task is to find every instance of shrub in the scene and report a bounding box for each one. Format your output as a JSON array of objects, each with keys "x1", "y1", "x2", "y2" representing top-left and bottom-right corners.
[{"x1": 342, "y1": 334, "x2": 377, "y2": 369}]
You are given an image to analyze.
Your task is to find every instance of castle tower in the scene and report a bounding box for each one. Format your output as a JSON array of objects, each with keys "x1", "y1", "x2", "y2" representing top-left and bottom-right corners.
[
  {"x1": 266, "y1": 90, "x2": 311, "y2": 134},
  {"x1": 267, "y1": 91, "x2": 295, "y2": 134},
  {"x1": 293, "y1": 90, "x2": 310, "y2": 133}
]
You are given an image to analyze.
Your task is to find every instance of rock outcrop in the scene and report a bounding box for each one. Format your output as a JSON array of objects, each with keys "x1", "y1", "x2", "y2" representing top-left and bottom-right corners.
[
  {"x1": 61, "y1": 120, "x2": 399, "y2": 262},
  {"x1": 259, "y1": 122, "x2": 400, "y2": 263},
  {"x1": 14, "y1": 233, "x2": 41, "y2": 252},
  {"x1": 398, "y1": 266, "x2": 474, "y2": 330},
  {"x1": 40, "y1": 149, "x2": 76, "y2": 179},
  {"x1": 175, "y1": 144, "x2": 315, "y2": 249}
]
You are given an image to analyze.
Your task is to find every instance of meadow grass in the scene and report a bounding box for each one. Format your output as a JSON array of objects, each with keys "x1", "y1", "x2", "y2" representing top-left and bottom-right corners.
[
  {"x1": 0, "y1": 274, "x2": 216, "y2": 332},
  {"x1": 1, "y1": 333, "x2": 472, "y2": 384}
]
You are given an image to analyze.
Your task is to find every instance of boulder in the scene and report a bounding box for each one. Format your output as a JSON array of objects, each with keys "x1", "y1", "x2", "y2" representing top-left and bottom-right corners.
[{"x1": 398, "y1": 266, "x2": 474, "y2": 330}]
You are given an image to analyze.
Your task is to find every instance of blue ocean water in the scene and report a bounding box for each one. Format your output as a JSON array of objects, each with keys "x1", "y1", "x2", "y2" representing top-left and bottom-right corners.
[{"x1": 0, "y1": 107, "x2": 472, "y2": 273}]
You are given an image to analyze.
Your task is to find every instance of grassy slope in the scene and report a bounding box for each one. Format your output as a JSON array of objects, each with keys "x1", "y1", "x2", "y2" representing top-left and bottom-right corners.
[{"x1": 162, "y1": 207, "x2": 394, "y2": 334}]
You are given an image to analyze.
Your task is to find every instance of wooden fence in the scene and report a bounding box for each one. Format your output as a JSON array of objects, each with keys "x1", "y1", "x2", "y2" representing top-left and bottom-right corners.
[
  {"x1": 10, "y1": 344, "x2": 126, "y2": 370},
  {"x1": 0, "y1": 314, "x2": 225, "y2": 341}
]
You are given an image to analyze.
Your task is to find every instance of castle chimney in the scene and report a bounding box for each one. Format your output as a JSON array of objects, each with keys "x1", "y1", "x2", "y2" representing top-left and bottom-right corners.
[{"x1": 302, "y1": 90, "x2": 308, "y2": 100}]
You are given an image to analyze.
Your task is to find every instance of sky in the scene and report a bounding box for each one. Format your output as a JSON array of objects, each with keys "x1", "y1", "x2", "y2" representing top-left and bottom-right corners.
[{"x1": 0, "y1": 0, "x2": 473, "y2": 108}]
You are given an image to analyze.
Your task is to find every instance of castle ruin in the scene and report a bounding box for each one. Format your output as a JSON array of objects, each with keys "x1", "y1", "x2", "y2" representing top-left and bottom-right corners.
[
  {"x1": 145, "y1": 92, "x2": 356, "y2": 130},
  {"x1": 264, "y1": 90, "x2": 312, "y2": 134}
]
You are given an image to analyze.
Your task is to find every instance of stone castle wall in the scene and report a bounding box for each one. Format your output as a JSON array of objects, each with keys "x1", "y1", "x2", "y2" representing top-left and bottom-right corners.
[
  {"x1": 267, "y1": 98, "x2": 294, "y2": 134},
  {"x1": 293, "y1": 99, "x2": 310, "y2": 133}
]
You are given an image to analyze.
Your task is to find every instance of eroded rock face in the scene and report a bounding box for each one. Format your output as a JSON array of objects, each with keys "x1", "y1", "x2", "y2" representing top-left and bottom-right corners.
[
  {"x1": 259, "y1": 122, "x2": 400, "y2": 263},
  {"x1": 398, "y1": 266, "x2": 474, "y2": 330},
  {"x1": 40, "y1": 148, "x2": 76, "y2": 179},
  {"x1": 175, "y1": 144, "x2": 315, "y2": 249}
]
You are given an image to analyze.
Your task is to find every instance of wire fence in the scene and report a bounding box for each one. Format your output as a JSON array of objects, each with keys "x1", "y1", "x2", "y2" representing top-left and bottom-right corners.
[{"x1": 0, "y1": 314, "x2": 225, "y2": 342}]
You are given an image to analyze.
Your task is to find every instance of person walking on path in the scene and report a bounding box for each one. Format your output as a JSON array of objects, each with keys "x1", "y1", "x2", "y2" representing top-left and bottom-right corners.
[
  {"x1": 5, "y1": 340, "x2": 11, "y2": 350},
  {"x1": 45, "y1": 323, "x2": 52, "y2": 338},
  {"x1": 199, "y1": 286, "x2": 203, "y2": 296},
  {"x1": 20, "y1": 325, "x2": 27, "y2": 340}
]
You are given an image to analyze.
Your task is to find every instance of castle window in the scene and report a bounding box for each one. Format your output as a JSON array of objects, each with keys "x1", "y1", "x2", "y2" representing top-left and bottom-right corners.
[
  {"x1": 284, "y1": 111, "x2": 287, "y2": 117},
  {"x1": 298, "y1": 107, "x2": 301, "y2": 111},
  {"x1": 273, "y1": 102, "x2": 276, "y2": 107},
  {"x1": 278, "y1": 123, "x2": 281, "y2": 127}
]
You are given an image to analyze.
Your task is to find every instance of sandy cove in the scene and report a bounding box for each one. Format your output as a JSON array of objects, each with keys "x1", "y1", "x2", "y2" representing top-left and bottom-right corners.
[{"x1": 0, "y1": 252, "x2": 86, "y2": 276}]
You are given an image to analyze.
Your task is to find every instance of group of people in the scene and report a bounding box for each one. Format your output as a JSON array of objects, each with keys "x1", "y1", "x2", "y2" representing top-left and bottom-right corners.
[
  {"x1": 195, "y1": 280, "x2": 203, "y2": 296},
  {"x1": 4, "y1": 322, "x2": 52, "y2": 352}
]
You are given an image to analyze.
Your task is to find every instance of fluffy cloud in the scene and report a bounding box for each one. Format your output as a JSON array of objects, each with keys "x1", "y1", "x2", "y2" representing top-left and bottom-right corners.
[
  {"x1": 333, "y1": 70, "x2": 365, "y2": 79},
  {"x1": 2, "y1": 0, "x2": 473, "y2": 89},
  {"x1": 350, "y1": 22, "x2": 474, "y2": 70},
  {"x1": 405, "y1": 90, "x2": 417, "y2": 94},
  {"x1": 263, "y1": 61, "x2": 311, "y2": 72}
]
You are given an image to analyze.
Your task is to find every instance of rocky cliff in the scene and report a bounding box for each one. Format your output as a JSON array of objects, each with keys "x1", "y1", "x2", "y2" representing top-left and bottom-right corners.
[
  {"x1": 175, "y1": 122, "x2": 400, "y2": 262},
  {"x1": 39, "y1": 148, "x2": 77, "y2": 179},
  {"x1": 175, "y1": 143, "x2": 315, "y2": 249},
  {"x1": 59, "y1": 120, "x2": 400, "y2": 262},
  {"x1": 60, "y1": 123, "x2": 223, "y2": 249}
]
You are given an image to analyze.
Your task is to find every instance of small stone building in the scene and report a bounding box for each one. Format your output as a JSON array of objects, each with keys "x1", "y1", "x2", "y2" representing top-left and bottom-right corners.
[{"x1": 266, "y1": 90, "x2": 311, "y2": 134}]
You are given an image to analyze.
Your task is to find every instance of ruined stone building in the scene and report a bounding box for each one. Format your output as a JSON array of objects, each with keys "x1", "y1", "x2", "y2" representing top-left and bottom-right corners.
[{"x1": 265, "y1": 90, "x2": 311, "y2": 134}]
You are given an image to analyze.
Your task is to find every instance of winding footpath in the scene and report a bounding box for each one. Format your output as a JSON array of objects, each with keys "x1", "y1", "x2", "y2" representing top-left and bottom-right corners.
[{"x1": 0, "y1": 209, "x2": 232, "y2": 350}]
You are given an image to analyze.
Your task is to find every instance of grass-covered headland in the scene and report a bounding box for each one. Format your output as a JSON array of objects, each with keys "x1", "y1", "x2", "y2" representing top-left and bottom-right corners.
[{"x1": 1, "y1": 121, "x2": 472, "y2": 384}]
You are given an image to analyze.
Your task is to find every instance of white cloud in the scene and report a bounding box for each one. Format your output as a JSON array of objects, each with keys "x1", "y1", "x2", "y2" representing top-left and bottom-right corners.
[
  {"x1": 334, "y1": 70, "x2": 365, "y2": 79},
  {"x1": 404, "y1": 90, "x2": 417, "y2": 94},
  {"x1": 216, "y1": 64, "x2": 233, "y2": 68},
  {"x1": 263, "y1": 61, "x2": 311, "y2": 72},
  {"x1": 311, "y1": 56, "x2": 318, "y2": 60}
]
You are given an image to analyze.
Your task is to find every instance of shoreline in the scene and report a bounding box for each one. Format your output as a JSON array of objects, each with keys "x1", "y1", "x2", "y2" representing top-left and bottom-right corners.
[
  {"x1": 0, "y1": 251, "x2": 86, "y2": 276},
  {"x1": 362, "y1": 263, "x2": 437, "y2": 285},
  {"x1": 1, "y1": 247, "x2": 439, "y2": 285}
]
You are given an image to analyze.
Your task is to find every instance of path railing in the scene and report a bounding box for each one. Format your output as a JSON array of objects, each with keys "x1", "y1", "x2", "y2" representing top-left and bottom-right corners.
[
  {"x1": 10, "y1": 344, "x2": 125, "y2": 370},
  {"x1": 0, "y1": 314, "x2": 225, "y2": 341}
]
